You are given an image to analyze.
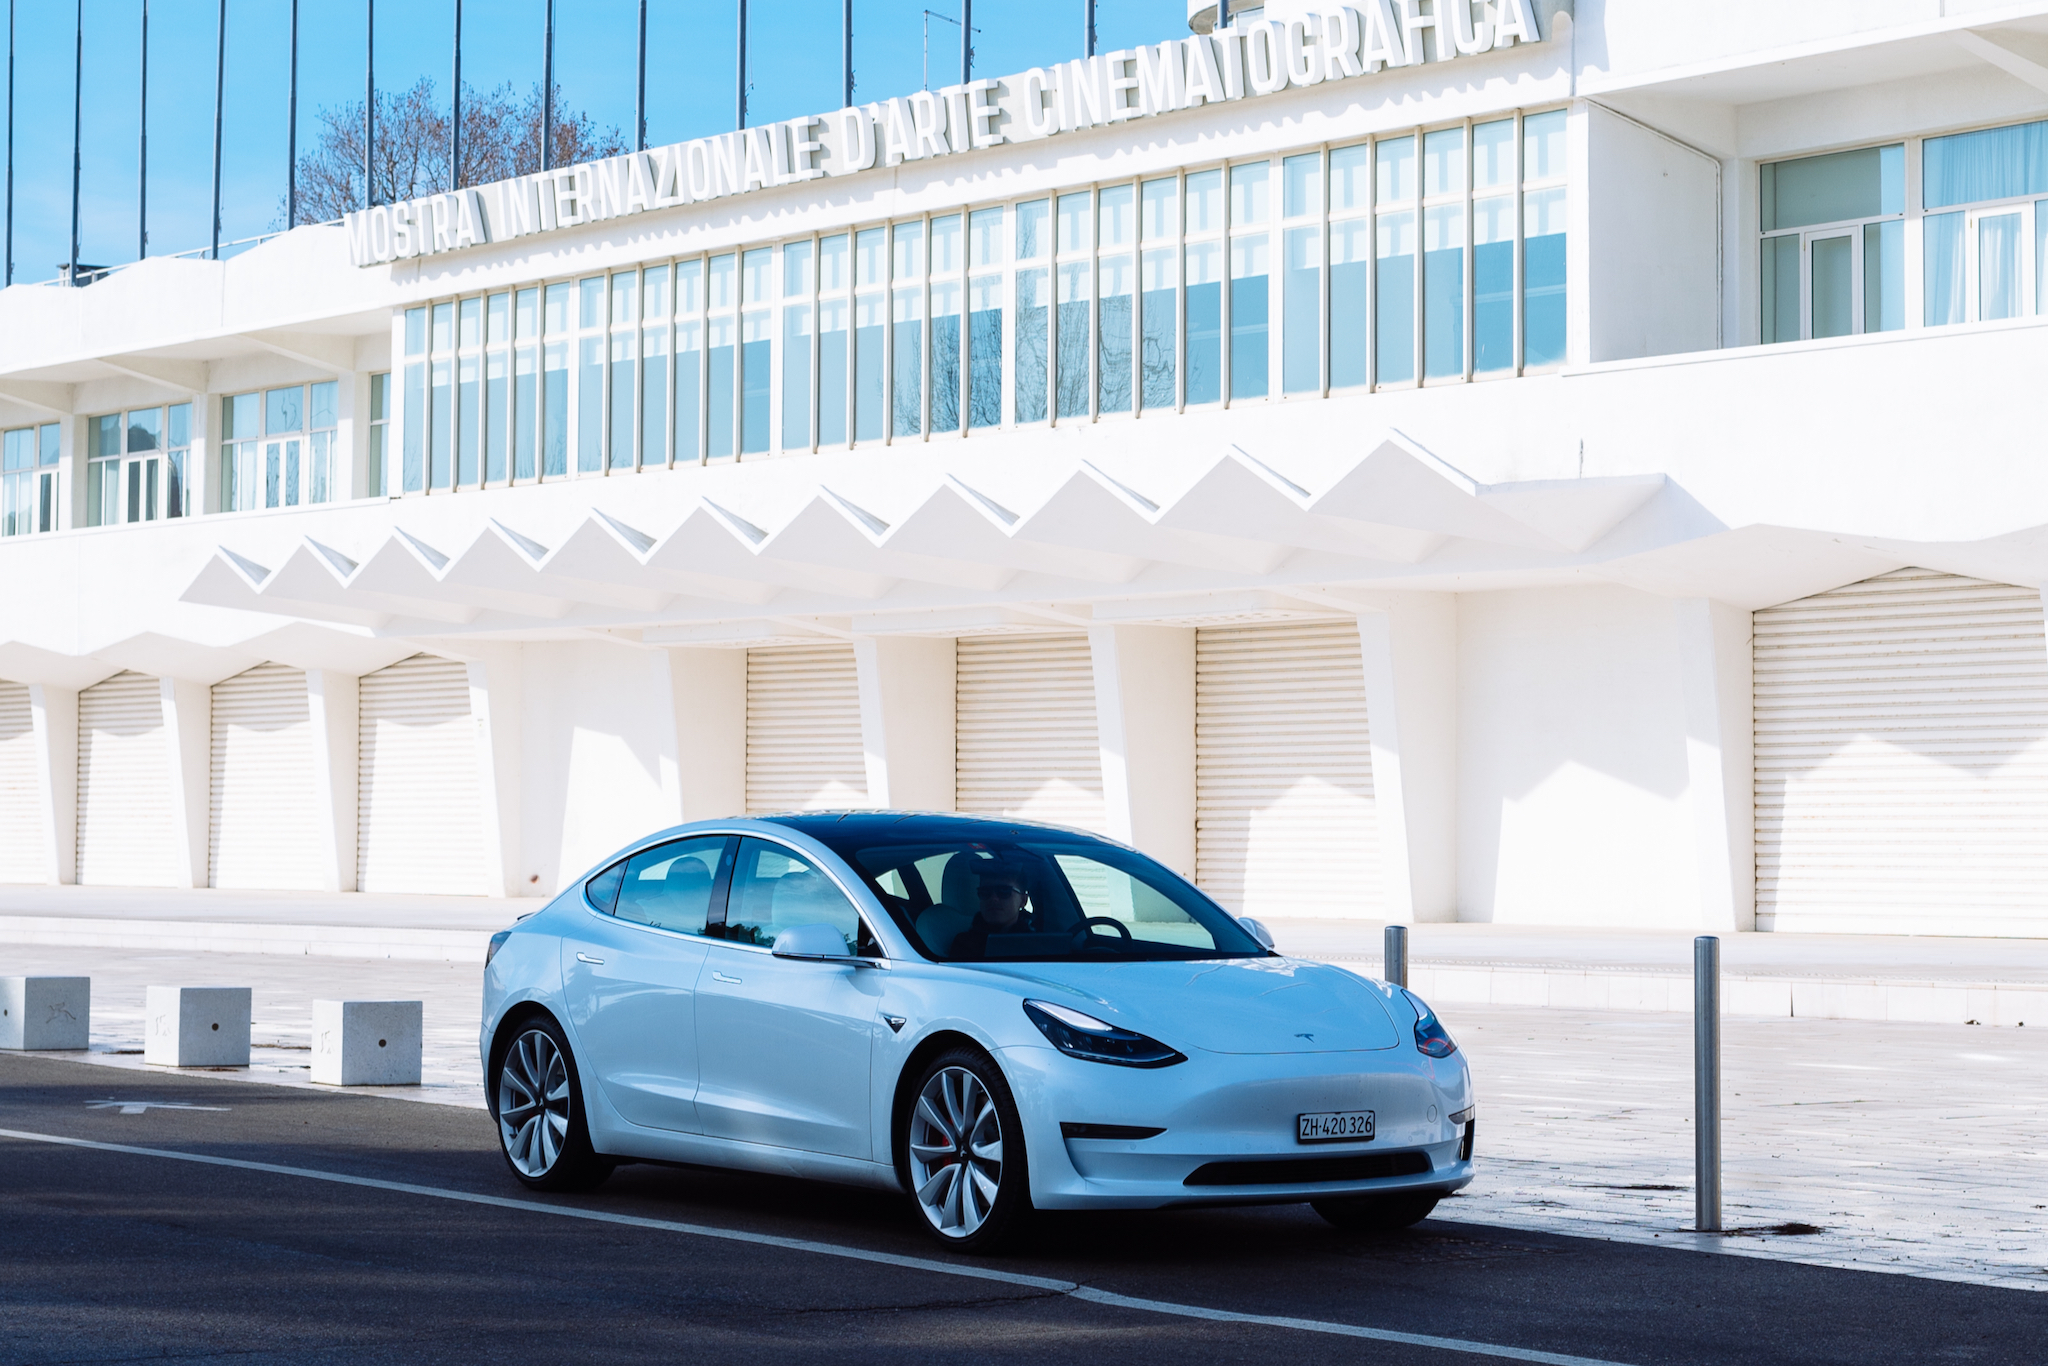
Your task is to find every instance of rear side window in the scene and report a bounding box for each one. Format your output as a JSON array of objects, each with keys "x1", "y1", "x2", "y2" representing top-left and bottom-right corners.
[
  {"x1": 615, "y1": 836, "x2": 730, "y2": 936},
  {"x1": 585, "y1": 861, "x2": 626, "y2": 913}
]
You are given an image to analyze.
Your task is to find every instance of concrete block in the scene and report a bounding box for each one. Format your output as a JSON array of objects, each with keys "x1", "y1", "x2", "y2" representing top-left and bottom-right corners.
[
  {"x1": 0, "y1": 977, "x2": 90, "y2": 1049},
  {"x1": 144, "y1": 986, "x2": 251, "y2": 1067},
  {"x1": 1724, "y1": 976, "x2": 1793, "y2": 1019},
  {"x1": 1489, "y1": 970, "x2": 1549, "y2": 1006},
  {"x1": 1546, "y1": 972, "x2": 1610, "y2": 1011},
  {"x1": 1991, "y1": 987, "x2": 2048, "y2": 1028},
  {"x1": 311, "y1": 999, "x2": 422, "y2": 1086},
  {"x1": 1792, "y1": 979, "x2": 1886, "y2": 1022},
  {"x1": 1422, "y1": 967, "x2": 1491, "y2": 1004},
  {"x1": 1885, "y1": 984, "x2": 1968, "y2": 1025}
]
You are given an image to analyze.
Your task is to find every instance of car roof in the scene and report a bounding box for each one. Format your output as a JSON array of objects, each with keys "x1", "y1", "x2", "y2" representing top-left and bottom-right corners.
[{"x1": 760, "y1": 810, "x2": 1117, "y2": 845}]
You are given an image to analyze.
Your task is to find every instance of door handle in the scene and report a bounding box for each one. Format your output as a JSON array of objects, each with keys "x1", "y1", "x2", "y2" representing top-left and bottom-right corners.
[
  {"x1": 576, "y1": 952, "x2": 605, "y2": 965},
  {"x1": 711, "y1": 971, "x2": 742, "y2": 984}
]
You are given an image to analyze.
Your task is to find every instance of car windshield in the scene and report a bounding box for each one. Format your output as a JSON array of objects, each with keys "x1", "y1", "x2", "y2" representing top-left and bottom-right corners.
[{"x1": 813, "y1": 828, "x2": 1268, "y2": 963}]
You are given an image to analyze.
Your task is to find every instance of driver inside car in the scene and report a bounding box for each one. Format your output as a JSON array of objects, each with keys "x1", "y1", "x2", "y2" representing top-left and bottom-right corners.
[{"x1": 946, "y1": 861, "x2": 1038, "y2": 960}]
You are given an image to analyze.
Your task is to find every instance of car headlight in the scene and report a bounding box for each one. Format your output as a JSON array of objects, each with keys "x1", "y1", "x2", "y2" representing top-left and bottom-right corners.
[
  {"x1": 1023, "y1": 1000, "x2": 1186, "y2": 1069},
  {"x1": 1402, "y1": 988, "x2": 1457, "y2": 1059}
]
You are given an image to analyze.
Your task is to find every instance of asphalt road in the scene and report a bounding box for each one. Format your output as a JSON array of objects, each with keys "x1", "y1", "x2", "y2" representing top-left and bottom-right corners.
[{"x1": 1, "y1": 1053, "x2": 2039, "y2": 1366}]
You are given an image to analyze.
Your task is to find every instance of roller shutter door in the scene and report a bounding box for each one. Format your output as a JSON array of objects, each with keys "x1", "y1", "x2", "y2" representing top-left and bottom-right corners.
[
  {"x1": 77, "y1": 671, "x2": 177, "y2": 887},
  {"x1": 209, "y1": 663, "x2": 323, "y2": 890},
  {"x1": 1754, "y1": 567, "x2": 2048, "y2": 936},
  {"x1": 745, "y1": 645, "x2": 867, "y2": 814},
  {"x1": 0, "y1": 681, "x2": 41, "y2": 882},
  {"x1": 1195, "y1": 621, "x2": 1378, "y2": 918},
  {"x1": 955, "y1": 634, "x2": 1105, "y2": 833},
  {"x1": 357, "y1": 654, "x2": 487, "y2": 895}
]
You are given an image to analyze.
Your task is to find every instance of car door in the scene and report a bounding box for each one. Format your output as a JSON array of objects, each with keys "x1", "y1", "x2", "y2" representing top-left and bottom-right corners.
[
  {"x1": 559, "y1": 835, "x2": 732, "y2": 1133},
  {"x1": 693, "y1": 837, "x2": 883, "y2": 1159}
]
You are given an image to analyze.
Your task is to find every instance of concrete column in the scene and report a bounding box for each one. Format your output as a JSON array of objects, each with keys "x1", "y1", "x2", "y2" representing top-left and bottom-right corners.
[
  {"x1": 854, "y1": 636, "x2": 956, "y2": 812},
  {"x1": 27, "y1": 685, "x2": 76, "y2": 885},
  {"x1": 1355, "y1": 594, "x2": 1458, "y2": 923},
  {"x1": 1675, "y1": 598, "x2": 1755, "y2": 932},
  {"x1": 650, "y1": 647, "x2": 746, "y2": 822},
  {"x1": 159, "y1": 678, "x2": 211, "y2": 889},
  {"x1": 1088, "y1": 625, "x2": 1195, "y2": 875},
  {"x1": 307, "y1": 670, "x2": 361, "y2": 892},
  {"x1": 466, "y1": 647, "x2": 524, "y2": 899}
]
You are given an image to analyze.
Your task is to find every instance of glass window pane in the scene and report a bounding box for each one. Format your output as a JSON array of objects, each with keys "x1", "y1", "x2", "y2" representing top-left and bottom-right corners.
[
  {"x1": 1764, "y1": 145, "x2": 1900, "y2": 231},
  {"x1": 266, "y1": 386, "x2": 302, "y2": 434},
  {"x1": 126, "y1": 407, "x2": 161, "y2": 452},
  {"x1": 459, "y1": 352, "x2": 480, "y2": 484},
  {"x1": 1330, "y1": 218, "x2": 1369, "y2": 387},
  {"x1": 1523, "y1": 111, "x2": 1565, "y2": 181},
  {"x1": 579, "y1": 276, "x2": 604, "y2": 329},
  {"x1": 1864, "y1": 219, "x2": 1904, "y2": 334},
  {"x1": 459, "y1": 295, "x2": 481, "y2": 348},
  {"x1": 486, "y1": 349, "x2": 509, "y2": 481},
  {"x1": 892, "y1": 289, "x2": 923, "y2": 436},
  {"x1": 678, "y1": 258, "x2": 704, "y2": 315},
  {"x1": 1474, "y1": 197, "x2": 1514, "y2": 373},
  {"x1": 1098, "y1": 184, "x2": 1134, "y2": 249},
  {"x1": 403, "y1": 362, "x2": 426, "y2": 490},
  {"x1": 1282, "y1": 153, "x2": 1320, "y2": 219},
  {"x1": 1924, "y1": 211, "x2": 1965, "y2": 326},
  {"x1": 2037, "y1": 202, "x2": 2048, "y2": 317},
  {"x1": 404, "y1": 306, "x2": 426, "y2": 356},
  {"x1": 543, "y1": 340, "x2": 569, "y2": 475},
  {"x1": 1810, "y1": 234, "x2": 1854, "y2": 339},
  {"x1": 41, "y1": 421, "x2": 62, "y2": 465},
  {"x1": 742, "y1": 248, "x2": 772, "y2": 305},
  {"x1": 931, "y1": 213, "x2": 962, "y2": 274},
  {"x1": 742, "y1": 310, "x2": 771, "y2": 453},
  {"x1": 647, "y1": 267, "x2": 672, "y2": 319},
  {"x1": 855, "y1": 293, "x2": 885, "y2": 440},
  {"x1": 516, "y1": 287, "x2": 538, "y2": 338},
  {"x1": 856, "y1": 228, "x2": 886, "y2": 287},
  {"x1": 431, "y1": 301, "x2": 454, "y2": 352},
  {"x1": 1140, "y1": 247, "x2": 1176, "y2": 411},
  {"x1": 1924, "y1": 121, "x2": 2048, "y2": 210},
  {"x1": 608, "y1": 330, "x2": 635, "y2": 468},
  {"x1": 1760, "y1": 233, "x2": 1801, "y2": 344},
  {"x1": 821, "y1": 233, "x2": 850, "y2": 291},
  {"x1": 309, "y1": 381, "x2": 337, "y2": 429},
  {"x1": 1186, "y1": 169, "x2": 1224, "y2": 234},
  {"x1": 431, "y1": 359, "x2": 452, "y2": 486},
  {"x1": 968, "y1": 274, "x2": 1003, "y2": 428},
  {"x1": 1331, "y1": 144, "x2": 1370, "y2": 214},
  {"x1": 819, "y1": 297, "x2": 849, "y2": 445},
  {"x1": 611, "y1": 270, "x2": 638, "y2": 324},
  {"x1": 1230, "y1": 162, "x2": 1269, "y2": 226},
  {"x1": 514, "y1": 345, "x2": 537, "y2": 478},
  {"x1": 1424, "y1": 128, "x2": 1465, "y2": 197},
  {"x1": 1423, "y1": 204, "x2": 1464, "y2": 377},
  {"x1": 676, "y1": 318, "x2": 703, "y2": 461},
  {"x1": 783, "y1": 303, "x2": 813, "y2": 450},
  {"x1": 708, "y1": 315, "x2": 735, "y2": 457},
  {"x1": 1377, "y1": 136, "x2": 1415, "y2": 203},
  {"x1": 709, "y1": 252, "x2": 737, "y2": 310},
  {"x1": 1056, "y1": 262, "x2": 1091, "y2": 417},
  {"x1": 1186, "y1": 240, "x2": 1222, "y2": 404},
  {"x1": 613, "y1": 837, "x2": 728, "y2": 936},
  {"x1": 641, "y1": 325, "x2": 668, "y2": 465},
  {"x1": 1057, "y1": 192, "x2": 1091, "y2": 254},
  {"x1": 971, "y1": 207, "x2": 1005, "y2": 267},
  {"x1": 168, "y1": 403, "x2": 189, "y2": 448},
  {"x1": 1016, "y1": 200, "x2": 1049, "y2": 261},
  {"x1": 1473, "y1": 119, "x2": 1514, "y2": 191},
  {"x1": 545, "y1": 281, "x2": 572, "y2": 333},
  {"x1": 931, "y1": 280, "x2": 961, "y2": 433},
  {"x1": 91, "y1": 412, "x2": 120, "y2": 457},
  {"x1": 1098, "y1": 254, "x2": 1133, "y2": 415},
  {"x1": 1376, "y1": 211, "x2": 1416, "y2": 383},
  {"x1": 487, "y1": 292, "x2": 510, "y2": 344},
  {"x1": 893, "y1": 220, "x2": 925, "y2": 279},
  {"x1": 1523, "y1": 187, "x2": 1567, "y2": 365},
  {"x1": 578, "y1": 335, "x2": 603, "y2": 471},
  {"x1": 1141, "y1": 178, "x2": 1177, "y2": 239},
  {"x1": 1980, "y1": 211, "x2": 2023, "y2": 321},
  {"x1": 1014, "y1": 267, "x2": 1049, "y2": 424},
  {"x1": 1281, "y1": 225, "x2": 1319, "y2": 394},
  {"x1": 1229, "y1": 232, "x2": 1268, "y2": 399},
  {"x1": 782, "y1": 240, "x2": 814, "y2": 298}
]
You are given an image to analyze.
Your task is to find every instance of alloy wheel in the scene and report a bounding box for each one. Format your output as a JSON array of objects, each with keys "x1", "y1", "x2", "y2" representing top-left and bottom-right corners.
[
  {"x1": 498, "y1": 1027, "x2": 572, "y2": 1179},
  {"x1": 908, "y1": 1065, "x2": 1005, "y2": 1238}
]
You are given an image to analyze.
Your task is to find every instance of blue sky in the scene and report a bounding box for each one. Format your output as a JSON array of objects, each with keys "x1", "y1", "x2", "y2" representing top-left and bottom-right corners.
[{"x1": 4, "y1": 0, "x2": 1192, "y2": 283}]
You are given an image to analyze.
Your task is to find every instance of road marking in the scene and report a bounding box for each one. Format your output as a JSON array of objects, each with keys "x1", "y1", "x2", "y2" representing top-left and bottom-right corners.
[
  {"x1": 0, "y1": 1125, "x2": 1635, "y2": 1366},
  {"x1": 85, "y1": 1100, "x2": 232, "y2": 1116}
]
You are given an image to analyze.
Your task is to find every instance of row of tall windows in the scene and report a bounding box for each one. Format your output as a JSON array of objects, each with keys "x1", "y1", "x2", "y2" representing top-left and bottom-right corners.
[
  {"x1": 85, "y1": 405, "x2": 193, "y2": 527},
  {"x1": 1, "y1": 424, "x2": 59, "y2": 536},
  {"x1": 395, "y1": 112, "x2": 1568, "y2": 487},
  {"x1": 221, "y1": 383, "x2": 339, "y2": 512},
  {"x1": 1761, "y1": 114, "x2": 2048, "y2": 341}
]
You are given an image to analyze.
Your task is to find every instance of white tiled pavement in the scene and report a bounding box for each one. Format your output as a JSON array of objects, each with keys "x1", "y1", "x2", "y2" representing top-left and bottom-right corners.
[{"x1": 5, "y1": 943, "x2": 2044, "y2": 1292}]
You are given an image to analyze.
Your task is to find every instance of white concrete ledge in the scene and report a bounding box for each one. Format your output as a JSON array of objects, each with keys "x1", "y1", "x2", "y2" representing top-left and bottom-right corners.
[{"x1": 0, "y1": 916, "x2": 490, "y2": 962}]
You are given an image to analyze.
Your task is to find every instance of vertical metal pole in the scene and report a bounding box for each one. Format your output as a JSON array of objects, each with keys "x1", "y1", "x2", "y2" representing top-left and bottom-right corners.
[
  {"x1": 450, "y1": 0, "x2": 462, "y2": 188},
  {"x1": 842, "y1": 0, "x2": 853, "y2": 107},
  {"x1": 1218, "y1": 0, "x2": 1230, "y2": 29},
  {"x1": 1695, "y1": 935, "x2": 1722, "y2": 1233},
  {"x1": 210, "y1": 0, "x2": 226, "y2": 260},
  {"x1": 541, "y1": 0, "x2": 554, "y2": 170},
  {"x1": 68, "y1": 0, "x2": 81, "y2": 284},
  {"x1": 736, "y1": 0, "x2": 748, "y2": 129},
  {"x1": 961, "y1": 0, "x2": 971, "y2": 82},
  {"x1": 286, "y1": 0, "x2": 298, "y2": 227},
  {"x1": 138, "y1": 0, "x2": 148, "y2": 257},
  {"x1": 1084, "y1": 0, "x2": 1096, "y2": 56},
  {"x1": 4, "y1": 0, "x2": 11, "y2": 286},
  {"x1": 1383, "y1": 924, "x2": 1408, "y2": 989},
  {"x1": 365, "y1": 0, "x2": 375, "y2": 206},
  {"x1": 635, "y1": 0, "x2": 647, "y2": 150}
]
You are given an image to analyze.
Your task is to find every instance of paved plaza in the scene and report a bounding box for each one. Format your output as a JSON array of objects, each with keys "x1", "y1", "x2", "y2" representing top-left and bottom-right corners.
[{"x1": 9, "y1": 939, "x2": 2043, "y2": 1294}]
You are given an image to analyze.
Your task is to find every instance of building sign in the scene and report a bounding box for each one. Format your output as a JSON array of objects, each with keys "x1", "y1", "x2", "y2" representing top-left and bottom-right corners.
[{"x1": 343, "y1": 0, "x2": 1544, "y2": 268}]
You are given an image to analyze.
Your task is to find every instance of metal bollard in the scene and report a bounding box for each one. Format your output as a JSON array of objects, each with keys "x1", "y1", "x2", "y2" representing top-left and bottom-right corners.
[
  {"x1": 1694, "y1": 934, "x2": 1721, "y2": 1232},
  {"x1": 1383, "y1": 924, "x2": 1408, "y2": 989}
]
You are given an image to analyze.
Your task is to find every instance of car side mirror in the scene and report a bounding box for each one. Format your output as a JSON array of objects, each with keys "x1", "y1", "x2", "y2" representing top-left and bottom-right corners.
[
  {"x1": 1238, "y1": 916, "x2": 1276, "y2": 951},
  {"x1": 772, "y1": 922, "x2": 854, "y2": 961}
]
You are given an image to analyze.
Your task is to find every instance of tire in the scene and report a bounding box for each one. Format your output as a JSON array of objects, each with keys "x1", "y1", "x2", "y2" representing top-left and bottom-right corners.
[
  {"x1": 1312, "y1": 1192, "x2": 1440, "y2": 1232},
  {"x1": 492, "y1": 1014, "x2": 615, "y2": 1193},
  {"x1": 902, "y1": 1047, "x2": 1031, "y2": 1252}
]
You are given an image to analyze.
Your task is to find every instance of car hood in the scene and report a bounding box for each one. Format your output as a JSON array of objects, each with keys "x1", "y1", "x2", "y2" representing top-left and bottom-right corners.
[{"x1": 971, "y1": 957, "x2": 1403, "y2": 1054}]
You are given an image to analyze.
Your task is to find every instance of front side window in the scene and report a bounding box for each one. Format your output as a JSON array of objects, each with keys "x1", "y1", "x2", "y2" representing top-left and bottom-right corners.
[{"x1": 722, "y1": 838, "x2": 873, "y2": 954}]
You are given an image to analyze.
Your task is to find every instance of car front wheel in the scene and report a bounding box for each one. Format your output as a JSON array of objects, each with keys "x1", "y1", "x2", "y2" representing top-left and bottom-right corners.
[
  {"x1": 494, "y1": 1016, "x2": 614, "y2": 1192},
  {"x1": 903, "y1": 1048, "x2": 1030, "y2": 1251}
]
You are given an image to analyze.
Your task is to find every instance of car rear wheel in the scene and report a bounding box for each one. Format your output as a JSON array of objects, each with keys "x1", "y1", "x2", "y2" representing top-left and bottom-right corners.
[
  {"x1": 1312, "y1": 1192, "x2": 1440, "y2": 1232},
  {"x1": 494, "y1": 1016, "x2": 614, "y2": 1192},
  {"x1": 903, "y1": 1048, "x2": 1030, "y2": 1251}
]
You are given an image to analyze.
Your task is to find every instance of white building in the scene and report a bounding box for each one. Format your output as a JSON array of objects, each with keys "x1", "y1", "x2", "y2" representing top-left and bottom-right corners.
[{"x1": 3, "y1": 0, "x2": 2046, "y2": 938}]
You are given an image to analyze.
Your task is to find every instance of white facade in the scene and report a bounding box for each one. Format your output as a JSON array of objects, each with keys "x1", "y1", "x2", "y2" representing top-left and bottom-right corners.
[{"x1": 6, "y1": 2, "x2": 2048, "y2": 935}]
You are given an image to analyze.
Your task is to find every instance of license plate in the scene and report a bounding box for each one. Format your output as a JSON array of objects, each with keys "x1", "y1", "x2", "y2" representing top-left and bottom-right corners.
[{"x1": 1297, "y1": 1110, "x2": 1375, "y2": 1143}]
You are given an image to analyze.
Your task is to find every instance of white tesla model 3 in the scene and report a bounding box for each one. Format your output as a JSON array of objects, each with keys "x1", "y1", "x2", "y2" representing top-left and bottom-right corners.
[{"x1": 481, "y1": 813, "x2": 1475, "y2": 1250}]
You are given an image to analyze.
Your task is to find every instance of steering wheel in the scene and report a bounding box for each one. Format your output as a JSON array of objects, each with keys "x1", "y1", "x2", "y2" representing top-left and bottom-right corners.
[{"x1": 1071, "y1": 916, "x2": 1134, "y2": 946}]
